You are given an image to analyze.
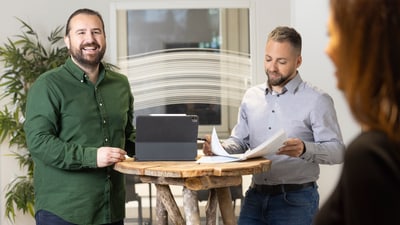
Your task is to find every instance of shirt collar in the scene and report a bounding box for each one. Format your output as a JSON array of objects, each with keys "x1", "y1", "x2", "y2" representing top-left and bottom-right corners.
[
  {"x1": 64, "y1": 57, "x2": 106, "y2": 84},
  {"x1": 265, "y1": 72, "x2": 303, "y2": 95}
]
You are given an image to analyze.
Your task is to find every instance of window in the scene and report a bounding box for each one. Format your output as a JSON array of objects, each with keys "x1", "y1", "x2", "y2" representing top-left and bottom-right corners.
[{"x1": 110, "y1": 1, "x2": 254, "y2": 137}]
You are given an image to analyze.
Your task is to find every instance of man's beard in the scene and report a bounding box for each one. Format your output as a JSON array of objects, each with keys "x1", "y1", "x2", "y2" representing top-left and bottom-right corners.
[
  {"x1": 266, "y1": 70, "x2": 290, "y2": 87},
  {"x1": 70, "y1": 44, "x2": 106, "y2": 67}
]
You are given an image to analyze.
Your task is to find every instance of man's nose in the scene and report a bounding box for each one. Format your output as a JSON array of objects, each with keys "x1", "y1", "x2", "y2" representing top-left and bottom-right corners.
[
  {"x1": 84, "y1": 32, "x2": 96, "y2": 42},
  {"x1": 266, "y1": 61, "x2": 278, "y2": 71}
]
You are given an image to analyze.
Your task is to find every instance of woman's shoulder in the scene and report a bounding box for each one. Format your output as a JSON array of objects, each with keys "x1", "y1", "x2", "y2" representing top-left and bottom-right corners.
[{"x1": 346, "y1": 130, "x2": 400, "y2": 166}]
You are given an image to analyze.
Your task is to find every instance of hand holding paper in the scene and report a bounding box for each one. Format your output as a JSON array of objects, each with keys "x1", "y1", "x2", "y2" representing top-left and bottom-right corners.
[{"x1": 196, "y1": 127, "x2": 287, "y2": 163}]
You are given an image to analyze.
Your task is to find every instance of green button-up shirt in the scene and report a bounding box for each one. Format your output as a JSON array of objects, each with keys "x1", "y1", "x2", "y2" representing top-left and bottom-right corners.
[{"x1": 24, "y1": 57, "x2": 135, "y2": 224}]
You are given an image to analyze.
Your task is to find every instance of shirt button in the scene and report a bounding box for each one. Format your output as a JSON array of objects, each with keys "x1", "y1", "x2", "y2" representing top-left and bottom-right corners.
[
  {"x1": 103, "y1": 120, "x2": 106, "y2": 124},
  {"x1": 105, "y1": 138, "x2": 108, "y2": 142},
  {"x1": 272, "y1": 110, "x2": 275, "y2": 113},
  {"x1": 99, "y1": 103, "x2": 103, "y2": 107}
]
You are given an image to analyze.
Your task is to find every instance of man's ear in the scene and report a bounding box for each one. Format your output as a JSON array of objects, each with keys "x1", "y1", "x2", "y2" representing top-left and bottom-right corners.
[
  {"x1": 64, "y1": 36, "x2": 70, "y2": 49},
  {"x1": 296, "y1": 55, "x2": 302, "y2": 68}
]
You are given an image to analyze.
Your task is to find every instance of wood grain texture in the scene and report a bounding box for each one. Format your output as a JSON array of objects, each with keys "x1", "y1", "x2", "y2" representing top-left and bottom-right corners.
[
  {"x1": 114, "y1": 157, "x2": 271, "y2": 178},
  {"x1": 183, "y1": 187, "x2": 201, "y2": 225},
  {"x1": 116, "y1": 157, "x2": 271, "y2": 225},
  {"x1": 205, "y1": 188, "x2": 218, "y2": 225},
  {"x1": 155, "y1": 196, "x2": 168, "y2": 225},
  {"x1": 216, "y1": 187, "x2": 236, "y2": 225},
  {"x1": 156, "y1": 184, "x2": 185, "y2": 225}
]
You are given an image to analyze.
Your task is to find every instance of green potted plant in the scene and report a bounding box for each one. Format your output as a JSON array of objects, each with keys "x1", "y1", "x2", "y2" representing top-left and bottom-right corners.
[{"x1": 0, "y1": 18, "x2": 69, "y2": 222}]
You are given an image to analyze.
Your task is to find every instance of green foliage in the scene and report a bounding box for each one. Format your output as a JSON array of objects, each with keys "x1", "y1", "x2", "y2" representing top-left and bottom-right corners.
[
  {"x1": 4, "y1": 151, "x2": 35, "y2": 221},
  {"x1": 0, "y1": 18, "x2": 68, "y2": 223}
]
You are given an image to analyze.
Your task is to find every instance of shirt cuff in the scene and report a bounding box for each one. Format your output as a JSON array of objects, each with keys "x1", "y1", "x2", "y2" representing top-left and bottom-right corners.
[
  {"x1": 300, "y1": 142, "x2": 314, "y2": 162},
  {"x1": 82, "y1": 147, "x2": 98, "y2": 168}
]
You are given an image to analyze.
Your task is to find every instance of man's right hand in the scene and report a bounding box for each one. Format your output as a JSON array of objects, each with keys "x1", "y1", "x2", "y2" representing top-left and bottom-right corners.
[
  {"x1": 97, "y1": 147, "x2": 127, "y2": 167},
  {"x1": 202, "y1": 135, "x2": 214, "y2": 156}
]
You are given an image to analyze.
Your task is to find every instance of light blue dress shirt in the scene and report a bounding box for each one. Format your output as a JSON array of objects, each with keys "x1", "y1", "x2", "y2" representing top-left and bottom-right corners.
[{"x1": 223, "y1": 73, "x2": 345, "y2": 185}]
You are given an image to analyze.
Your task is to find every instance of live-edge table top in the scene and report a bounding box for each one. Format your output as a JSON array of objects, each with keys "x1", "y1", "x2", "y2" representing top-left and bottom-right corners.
[{"x1": 114, "y1": 157, "x2": 271, "y2": 178}]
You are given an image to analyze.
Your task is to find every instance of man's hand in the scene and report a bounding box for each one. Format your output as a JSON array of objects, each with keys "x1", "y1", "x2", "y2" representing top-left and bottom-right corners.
[
  {"x1": 201, "y1": 134, "x2": 214, "y2": 156},
  {"x1": 97, "y1": 147, "x2": 127, "y2": 167},
  {"x1": 277, "y1": 138, "x2": 305, "y2": 157}
]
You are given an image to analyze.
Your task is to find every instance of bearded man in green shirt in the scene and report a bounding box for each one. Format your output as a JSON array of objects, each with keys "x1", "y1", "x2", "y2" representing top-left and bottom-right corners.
[{"x1": 24, "y1": 8, "x2": 135, "y2": 225}]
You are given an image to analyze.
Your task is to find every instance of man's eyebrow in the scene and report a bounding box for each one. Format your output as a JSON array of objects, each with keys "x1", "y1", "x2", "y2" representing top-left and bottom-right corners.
[
  {"x1": 75, "y1": 28, "x2": 102, "y2": 32},
  {"x1": 265, "y1": 55, "x2": 287, "y2": 61}
]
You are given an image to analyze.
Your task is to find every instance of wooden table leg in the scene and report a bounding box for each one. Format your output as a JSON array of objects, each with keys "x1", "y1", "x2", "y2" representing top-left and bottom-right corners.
[
  {"x1": 155, "y1": 184, "x2": 185, "y2": 225},
  {"x1": 216, "y1": 187, "x2": 237, "y2": 225},
  {"x1": 183, "y1": 187, "x2": 201, "y2": 225},
  {"x1": 205, "y1": 188, "x2": 218, "y2": 225},
  {"x1": 155, "y1": 193, "x2": 168, "y2": 225}
]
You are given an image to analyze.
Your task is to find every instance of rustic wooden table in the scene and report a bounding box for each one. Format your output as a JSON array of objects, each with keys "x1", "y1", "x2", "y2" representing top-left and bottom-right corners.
[{"x1": 114, "y1": 157, "x2": 271, "y2": 225}]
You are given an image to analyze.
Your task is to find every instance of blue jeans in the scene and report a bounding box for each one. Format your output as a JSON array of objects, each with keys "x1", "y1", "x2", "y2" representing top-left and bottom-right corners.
[
  {"x1": 35, "y1": 210, "x2": 124, "y2": 225},
  {"x1": 238, "y1": 183, "x2": 319, "y2": 225}
]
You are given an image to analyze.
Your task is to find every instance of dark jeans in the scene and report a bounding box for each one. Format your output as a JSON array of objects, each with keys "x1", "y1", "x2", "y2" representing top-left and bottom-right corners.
[
  {"x1": 238, "y1": 183, "x2": 319, "y2": 225},
  {"x1": 35, "y1": 210, "x2": 124, "y2": 225}
]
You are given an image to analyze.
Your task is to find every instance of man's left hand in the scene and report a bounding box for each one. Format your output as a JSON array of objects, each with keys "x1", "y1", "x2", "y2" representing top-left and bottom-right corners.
[{"x1": 277, "y1": 138, "x2": 305, "y2": 157}]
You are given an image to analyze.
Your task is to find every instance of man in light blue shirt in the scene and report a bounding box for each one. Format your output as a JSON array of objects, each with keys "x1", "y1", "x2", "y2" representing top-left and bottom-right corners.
[{"x1": 203, "y1": 26, "x2": 344, "y2": 225}]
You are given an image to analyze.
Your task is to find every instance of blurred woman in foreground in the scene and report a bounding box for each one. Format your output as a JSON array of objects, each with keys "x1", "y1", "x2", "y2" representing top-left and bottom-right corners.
[{"x1": 314, "y1": 0, "x2": 400, "y2": 224}]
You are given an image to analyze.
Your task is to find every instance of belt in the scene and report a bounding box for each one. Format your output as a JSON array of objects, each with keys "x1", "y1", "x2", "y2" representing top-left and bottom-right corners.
[{"x1": 252, "y1": 182, "x2": 316, "y2": 195}]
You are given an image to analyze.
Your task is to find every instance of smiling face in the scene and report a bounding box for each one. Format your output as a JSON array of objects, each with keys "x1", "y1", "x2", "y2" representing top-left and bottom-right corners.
[{"x1": 64, "y1": 13, "x2": 106, "y2": 69}]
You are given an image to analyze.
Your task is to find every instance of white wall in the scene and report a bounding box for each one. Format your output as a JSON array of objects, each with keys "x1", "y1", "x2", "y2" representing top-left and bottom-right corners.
[
  {"x1": 291, "y1": 0, "x2": 359, "y2": 205},
  {"x1": 0, "y1": 1, "x2": 359, "y2": 225}
]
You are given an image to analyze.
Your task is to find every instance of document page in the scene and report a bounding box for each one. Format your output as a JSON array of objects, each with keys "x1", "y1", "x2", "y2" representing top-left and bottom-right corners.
[
  {"x1": 196, "y1": 127, "x2": 287, "y2": 163},
  {"x1": 210, "y1": 127, "x2": 238, "y2": 157}
]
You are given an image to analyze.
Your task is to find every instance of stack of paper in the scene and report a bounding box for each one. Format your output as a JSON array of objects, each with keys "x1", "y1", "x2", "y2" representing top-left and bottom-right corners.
[{"x1": 196, "y1": 127, "x2": 287, "y2": 163}]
